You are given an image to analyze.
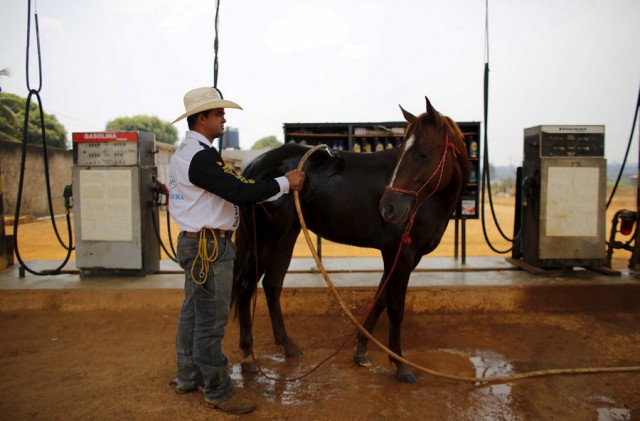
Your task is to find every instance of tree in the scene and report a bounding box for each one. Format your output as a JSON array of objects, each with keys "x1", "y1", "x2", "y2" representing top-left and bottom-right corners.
[
  {"x1": 0, "y1": 69, "x2": 19, "y2": 142},
  {"x1": 0, "y1": 91, "x2": 68, "y2": 148},
  {"x1": 106, "y1": 115, "x2": 178, "y2": 144},
  {"x1": 252, "y1": 135, "x2": 282, "y2": 150}
]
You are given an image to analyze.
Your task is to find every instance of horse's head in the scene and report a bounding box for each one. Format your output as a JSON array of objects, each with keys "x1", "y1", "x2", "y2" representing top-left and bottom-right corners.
[{"x1": 379, "y1": 96, "x2": 466, "y2": 225}]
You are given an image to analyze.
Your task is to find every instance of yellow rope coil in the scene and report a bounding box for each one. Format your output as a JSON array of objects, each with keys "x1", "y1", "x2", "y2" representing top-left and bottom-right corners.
[{"x1": 190, "y1": 228, "x2": 219, "y2": 285}]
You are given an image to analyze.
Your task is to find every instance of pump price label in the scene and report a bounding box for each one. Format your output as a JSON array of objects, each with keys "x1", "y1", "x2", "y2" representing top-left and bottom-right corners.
[{"x1": 76, "y1": 141, "x2": 139, "y2": 166}]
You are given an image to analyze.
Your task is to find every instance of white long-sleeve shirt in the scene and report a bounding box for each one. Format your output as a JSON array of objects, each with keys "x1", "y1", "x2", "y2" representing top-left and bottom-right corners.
[{"x1": 168, "y1": 131, "x2": 289, "y2": 232}]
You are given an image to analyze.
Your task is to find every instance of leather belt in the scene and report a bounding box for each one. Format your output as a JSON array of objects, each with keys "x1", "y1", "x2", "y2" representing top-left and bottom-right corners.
[{"x1": 181, "y1": 229, "x2": 231, "y2": 239}]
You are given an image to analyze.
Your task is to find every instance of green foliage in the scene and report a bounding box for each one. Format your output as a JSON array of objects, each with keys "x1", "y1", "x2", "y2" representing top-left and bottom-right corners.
[
  {"x1": 0, "y1": 99, "x2": 19, "y2": 143},
  {"x1": 0, "y1": 92, "x2": 68, "y2": 148},
  {"x1": 252, "y1": 135, "x2": 282, "y2": 150},
  {"x1": 106, "y1": 115, "x2": 178, "y2": 144}
]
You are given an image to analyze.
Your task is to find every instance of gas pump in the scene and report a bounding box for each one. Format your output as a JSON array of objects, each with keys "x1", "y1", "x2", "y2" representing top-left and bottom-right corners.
[
  {"x1": 516, "y1": 125, "x2": 607, "y2": 269},
  {"x1": 72, "y1": 131, "x2": 159, "y2": 276}
]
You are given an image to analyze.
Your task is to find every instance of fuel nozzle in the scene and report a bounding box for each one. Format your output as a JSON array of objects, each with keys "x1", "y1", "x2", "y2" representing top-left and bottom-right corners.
[
  {"x1": 63, "y1": 184, "x2": 73, "y2": 210},
  {"x1": 152, "y1": 175, "x2": 169, "y2": 206}
]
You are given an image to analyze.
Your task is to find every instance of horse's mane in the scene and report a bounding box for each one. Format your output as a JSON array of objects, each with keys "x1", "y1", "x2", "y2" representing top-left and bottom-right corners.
[
  {"x1": 442, "y1": 115, "x2": 464, "y2": 142},
  {"x1": 409, "y1": 112, "x2": 464, "y2": 143}
]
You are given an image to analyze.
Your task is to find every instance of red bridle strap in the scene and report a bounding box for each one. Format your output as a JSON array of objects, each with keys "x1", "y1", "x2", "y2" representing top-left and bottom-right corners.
[
  {"x1": 385, "y1": 133, "x2": 459, "y2": 199},
  {"x1": 385, "y1": 133, "x2": 460, "y2": 245}
]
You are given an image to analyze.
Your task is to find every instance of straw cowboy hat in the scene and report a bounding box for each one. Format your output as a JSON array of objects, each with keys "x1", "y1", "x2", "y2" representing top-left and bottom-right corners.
[{"x1": 172, "y1": 87, "x2": 242, "y2": 123}]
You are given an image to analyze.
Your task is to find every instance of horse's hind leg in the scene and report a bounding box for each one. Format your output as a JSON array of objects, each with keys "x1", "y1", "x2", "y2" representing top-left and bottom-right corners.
[
  {"x1": 354, "y1": 281, "x2": 388, "y2": 367},
  {"x1": 262, "y1": 228, "x2": 303, "y2": 358},
  {"x1": 233, "y1": 230, "x2": 265, "y2": 372}
]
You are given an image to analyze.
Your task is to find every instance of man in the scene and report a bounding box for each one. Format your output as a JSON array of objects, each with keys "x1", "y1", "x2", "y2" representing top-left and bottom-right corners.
[{"x1": 168, "y1": 86, "x2": 304, "y2": 414}]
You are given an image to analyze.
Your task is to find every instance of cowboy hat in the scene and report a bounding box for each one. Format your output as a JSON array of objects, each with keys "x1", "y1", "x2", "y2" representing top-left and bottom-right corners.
[{"x1": 172, "y1": 87, "x2": 242, "y2": 124}]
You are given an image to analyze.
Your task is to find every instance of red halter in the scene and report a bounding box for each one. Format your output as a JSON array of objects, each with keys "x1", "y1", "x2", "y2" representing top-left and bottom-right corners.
[{"x1": 384, "y1": 133, "x2": 460, "y2": 244}]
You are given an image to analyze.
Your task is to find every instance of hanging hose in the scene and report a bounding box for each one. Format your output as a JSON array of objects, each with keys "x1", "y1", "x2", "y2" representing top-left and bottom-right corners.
[
  {"x1": 213, "y1": 0, "x2": 221, "y2": 89},
  {"x1": 293, "y1": 144, "x2": 640, "y2": 383},
  {"x1": 606, "y1": 83, "x2": 640, "y2": 210},
  {"x1": 13, "y1": 0, "x2": 74, "y2": 276},
  {"x1": 479, "y1": 0, "x2": 519, "y2": 255}
]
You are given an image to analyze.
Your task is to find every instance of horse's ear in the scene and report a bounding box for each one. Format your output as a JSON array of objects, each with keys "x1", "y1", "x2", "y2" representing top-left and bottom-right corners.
[
  {"x1": 425, "y1": 96, "x2": 438, "y2": 124},
  {"x1": 399, "y1": 105, "x2": 416, "y2": 123}
]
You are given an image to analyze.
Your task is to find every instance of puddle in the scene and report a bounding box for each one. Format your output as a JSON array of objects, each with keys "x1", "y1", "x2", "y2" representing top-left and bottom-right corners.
[
  {"x1": 231, "y1": 348, "x2": 629, "y2": 419},
  {"x1": 467, "y1": 350, "x2": 518, "y2": 420},
  {"x1": 597, "y1": 408, "x2": 632, "y2": 421},
  {"x1": 231, "y1": 353, "x2": 325, "y2": 406}
]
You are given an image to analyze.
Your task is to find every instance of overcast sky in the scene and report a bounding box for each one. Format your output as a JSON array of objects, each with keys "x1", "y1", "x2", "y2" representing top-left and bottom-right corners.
[{"x1": 1, "y1": 0, "x2": 639, "y2": 165}]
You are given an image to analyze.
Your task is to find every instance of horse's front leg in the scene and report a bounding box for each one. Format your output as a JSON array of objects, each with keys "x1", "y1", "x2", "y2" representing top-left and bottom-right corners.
[
  {"x1": 354, "y1": 280, "x2": 388, "y2": 367},
  {"x1": 386, "y1": 273, "x2": 416, "y2": 383}
]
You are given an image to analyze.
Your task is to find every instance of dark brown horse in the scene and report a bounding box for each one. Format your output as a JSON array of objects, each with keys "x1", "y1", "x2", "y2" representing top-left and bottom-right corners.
[{"x1": 232, "y1": 97, "x2": 469, "y2": 382}]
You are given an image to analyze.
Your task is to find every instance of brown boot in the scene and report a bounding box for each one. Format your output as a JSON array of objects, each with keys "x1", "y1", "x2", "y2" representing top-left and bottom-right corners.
[
  {"x1": 204, "y1": 391, "x2": 256, "y2": 414},
  {"x1": 169, "y1": 378, "x2": 203, "y2": 394}
]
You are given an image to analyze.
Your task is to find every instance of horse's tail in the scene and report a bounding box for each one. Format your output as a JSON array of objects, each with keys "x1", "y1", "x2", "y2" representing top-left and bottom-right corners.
[{"x1": 231, "y1": 203, "x2": 260, "y2": 319}]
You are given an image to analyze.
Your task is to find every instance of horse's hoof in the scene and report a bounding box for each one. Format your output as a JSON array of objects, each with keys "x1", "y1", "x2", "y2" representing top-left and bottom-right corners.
[
  {"x1": 285, "y1": 349, "x2": 303, "y2": 359},
  {"x1": 354, "y1": 355, "x2": 372, "y2": 367},
  {"x1": 396, "y1": 372, "x2": 418, "y2": 383},
  {"x1": 284, "y1": 342, "x2": 303, "y2": 359},
  {"x1": 241, "y1": 360, "x2": 258, "y2": 372}
]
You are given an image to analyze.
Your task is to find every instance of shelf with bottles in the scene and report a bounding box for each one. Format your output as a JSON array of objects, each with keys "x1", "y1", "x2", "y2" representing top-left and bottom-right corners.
[
  {"x1": 284, "y1": 122, "x2": 350, "y2": 150},
  {"x1": 283, "y1": 121, "x2": 409, "y2": 152},
  {"x1": 456, "y1": 122, "x2": 481, "y2": 220},
  {"x1": 351, "y1": 136, "x2": 403, "y2": 153}
]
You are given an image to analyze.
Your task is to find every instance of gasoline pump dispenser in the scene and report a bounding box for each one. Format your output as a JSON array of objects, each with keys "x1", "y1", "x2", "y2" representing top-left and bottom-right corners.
[
  {"x1": 516, "y1": 125, "x2": 608, "y2": 270},
  {"x1": 72, "y1": 131, "x2": 160, "y2": 276}
]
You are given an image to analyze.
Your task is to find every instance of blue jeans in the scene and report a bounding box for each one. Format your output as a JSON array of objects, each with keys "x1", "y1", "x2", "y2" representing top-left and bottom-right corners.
[{"x1": 175, "y1": 232, "x2": 236, "y2": 402}]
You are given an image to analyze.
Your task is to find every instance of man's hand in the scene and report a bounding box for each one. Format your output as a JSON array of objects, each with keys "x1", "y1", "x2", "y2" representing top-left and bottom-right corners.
[{"x1": 285, "y1": 169, "x2": 305, "y2": 191}]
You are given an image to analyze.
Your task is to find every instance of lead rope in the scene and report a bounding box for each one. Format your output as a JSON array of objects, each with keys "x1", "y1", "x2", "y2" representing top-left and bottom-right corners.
[{"x1": 292, "y1": 144, "x2": 640, "y2": 383}]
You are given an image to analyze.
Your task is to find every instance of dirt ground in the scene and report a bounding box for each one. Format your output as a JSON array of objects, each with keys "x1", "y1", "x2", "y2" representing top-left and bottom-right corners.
[
  {"x1": 1, "y1": 309, "x2": 639, "y2": 420},
  {"x1": 1, "y1": 187, "x2": 639, "y2": 420}
]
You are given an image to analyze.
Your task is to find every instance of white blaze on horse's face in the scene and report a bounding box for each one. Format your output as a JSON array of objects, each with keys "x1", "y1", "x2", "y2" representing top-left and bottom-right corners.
[{"x1": 389, "y1": 134, "x2": 415, "y2": 186}]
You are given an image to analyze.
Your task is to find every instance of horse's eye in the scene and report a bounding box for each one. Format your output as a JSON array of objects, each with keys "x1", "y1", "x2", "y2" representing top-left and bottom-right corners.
[{"x1": 417, "y1": 150, "x2": 429, "y2": 159}]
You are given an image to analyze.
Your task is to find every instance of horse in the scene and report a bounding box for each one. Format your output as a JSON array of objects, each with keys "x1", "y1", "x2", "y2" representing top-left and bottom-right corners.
[{"x1": 232, "y1": 97, "x2": 469, "y2": 383}]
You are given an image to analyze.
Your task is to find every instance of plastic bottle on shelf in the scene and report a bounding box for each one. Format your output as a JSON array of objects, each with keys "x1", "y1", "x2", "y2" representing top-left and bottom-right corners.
[
  {"x1": 363, "y1": 138, "x2": 372, "y2": 153},
  {"x1": 374, "y1": 137, "x2": 384, "y2": 152},
  {"x1": 469, "y1": 136, "x2": 478, "y2": 158},
  {"x1": 352, "y1": 140, "x2": 361, "y2": 153},
  {"x1": 469, "y1": 164, "x2": 477, "y2": 183}
]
